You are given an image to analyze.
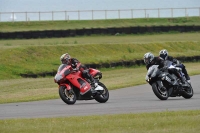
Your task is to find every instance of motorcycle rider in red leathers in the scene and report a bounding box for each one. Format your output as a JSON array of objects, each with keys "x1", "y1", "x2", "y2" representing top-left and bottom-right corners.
[{"x1": 60, "y1": 53, "x2": 98, "y2": 93}]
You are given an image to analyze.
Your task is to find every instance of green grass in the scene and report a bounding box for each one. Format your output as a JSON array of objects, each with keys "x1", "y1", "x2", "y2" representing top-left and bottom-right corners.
[
  {"x1": 0, "y1": 17, "x2": 200, "y2": 32},
  {"x1": 0, "y1": 19, "x2": 200, "y2": 132},
  {"x1": 1, "y1": 32, "x2": 200, "y2": 47},
  {"x1": 0, "y1": 62, "x2": 199, "y2": 104},
  {"x1": 0, "y1": 110, "x2": 200, "y2": 133},
  {"x1": 0, "y1": 33, "x2": 200, "y2": 80}
]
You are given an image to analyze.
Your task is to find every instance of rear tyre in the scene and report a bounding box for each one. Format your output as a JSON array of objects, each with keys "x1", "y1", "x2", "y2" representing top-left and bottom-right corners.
[
  {"x1": 59, "y1": 86, "x2": 76, "y2": 105},
  {"x1": 152, "y1": 82, "x2": 169, "y2": 100},
  {"x1": 95, "y1": 82, "x2": 109, "y2": 103},
  {"x1": 182, "y1": 83, "x2": 193, "y2": 99}
]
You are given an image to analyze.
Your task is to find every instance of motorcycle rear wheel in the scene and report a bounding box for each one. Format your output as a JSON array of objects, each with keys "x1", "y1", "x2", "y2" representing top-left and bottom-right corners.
[
  {"x1": 152, "y1": 82, "x2": 169, "y2": 100},
  {"x1": 59, "y1": 86, "x2": 77, "y2": 105},
  {"x1": 95, "y1": 82, "x2": 109, "y2": 103},
  {"x1": 182, "y1": 83, "x2": 194, "y2": 99}
]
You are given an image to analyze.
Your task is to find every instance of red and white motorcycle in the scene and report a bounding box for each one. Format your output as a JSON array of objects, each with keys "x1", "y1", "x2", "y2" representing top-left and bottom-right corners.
[{"x1": 54, "y1": 64, "x2": 109, "y2": 105}]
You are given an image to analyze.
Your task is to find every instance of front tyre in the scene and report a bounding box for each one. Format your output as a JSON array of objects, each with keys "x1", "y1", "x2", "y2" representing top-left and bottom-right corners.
[
  {"x1": 152, "y1": 82, "x2": 169, "y2": 100},
  {"x1": 95, "y1": 82, "x2": 109, "y2": 103},
  {"x1": 59, "y1": 86, "x2": 76, "y2": 105}
]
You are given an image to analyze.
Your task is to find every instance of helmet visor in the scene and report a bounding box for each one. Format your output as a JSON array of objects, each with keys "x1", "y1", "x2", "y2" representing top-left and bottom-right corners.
[
  {"x1": 61, "y1": 58, "x2": 68, "y2": 64},
  {"x1": 144, "y1": 58, "x2": 150, "y2": 65},
  {"x1": 160, "y1": 54, "x2": 167, "y2": 60}
]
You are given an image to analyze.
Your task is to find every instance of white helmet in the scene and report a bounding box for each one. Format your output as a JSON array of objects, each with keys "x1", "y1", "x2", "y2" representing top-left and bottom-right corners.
[
  {"x1": 60, "y1": 53, "x2": 71, "y2": 64},
  {"x1": 159, "y1": 49, "x2": 168, "y2": 60},
  {"x1": 143, "y1": 52, "x2": 154, "y2": 65}
]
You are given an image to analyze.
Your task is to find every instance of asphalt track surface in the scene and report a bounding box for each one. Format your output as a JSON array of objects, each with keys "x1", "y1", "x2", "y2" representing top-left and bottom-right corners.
[{"x1": 0, "y1": 75, "x2": 200, "y2": 119}]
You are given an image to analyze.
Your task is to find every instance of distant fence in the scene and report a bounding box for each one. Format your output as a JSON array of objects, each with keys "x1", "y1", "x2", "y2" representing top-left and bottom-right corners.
[
  {"x1": 20, "y1": 55, "x2": 200, "y2": 78},
  {"x1": 0, "y1": 7, "x2": 200, "y2": 22},
  {"x1": 1, "y1": 25, "x2": 200, "y2": 39}
]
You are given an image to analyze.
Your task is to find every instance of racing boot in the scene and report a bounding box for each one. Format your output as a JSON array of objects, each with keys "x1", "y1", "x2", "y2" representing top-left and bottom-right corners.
[
  {"x1": 83, "y1": 70, "x2": 98, "y2": 93},
  {"x1": 90, "y1": 77, "x2": 98, "y2": 93},
  {"x1": 182, "y1": 67, "x2": 191, "y2": 83},
  {"x1": 185, "y1": 74, "x2": 191, "y2": 84}
]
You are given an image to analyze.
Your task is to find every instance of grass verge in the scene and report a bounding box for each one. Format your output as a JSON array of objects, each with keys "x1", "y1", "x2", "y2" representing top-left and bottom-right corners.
[
  {"x1": 0, "y1": 33, "x2": 200, "y2": 80},
  {"x1": 0, "y1": 17, "x2": 200, "y2": 32},
  {"x1": 0, "y1": 110, "x2": 200, "y2": 133}
]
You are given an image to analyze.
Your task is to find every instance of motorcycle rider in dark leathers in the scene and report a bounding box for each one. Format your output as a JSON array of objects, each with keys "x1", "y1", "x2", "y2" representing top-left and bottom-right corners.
[
  {"x1": 159, "y1": 49, "x2": 190, "y2": 83},
  {"x1": 60, "y1": 53, "x2": 98, "y2": 92},
  {"x1": 144, "y1": 52, "x2": 185, "y2": 84}
]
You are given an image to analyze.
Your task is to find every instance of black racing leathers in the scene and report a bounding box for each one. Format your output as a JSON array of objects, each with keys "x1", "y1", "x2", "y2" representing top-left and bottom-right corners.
[
  {"x1": 146, "y1": 57, "x2": 165, "y2": 70},
  {"x1": 167, "y1": 56, "x2": 190, "y2": 80}
]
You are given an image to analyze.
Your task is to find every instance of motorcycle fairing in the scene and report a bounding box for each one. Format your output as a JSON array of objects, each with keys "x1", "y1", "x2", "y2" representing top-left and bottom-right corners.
[
  {"x1": 66, "y1": 71, "x2": 91, "y2": 95},
  {"x1": 145, "y1": 65, "x2": 159, "y2": 81},
  {"x1": 59, "y1": 83, "x2": 71, "y2": 90},
  {"x1": 54, "y1": 64, "x2": 71, "y2": 83}
]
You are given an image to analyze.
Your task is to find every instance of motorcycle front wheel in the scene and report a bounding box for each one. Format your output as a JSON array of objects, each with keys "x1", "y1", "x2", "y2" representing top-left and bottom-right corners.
[
  {"x1": 152, "y1": 82, "x2": 169, "y2": 100},
  {"x1": 59, "y1": 86, "x2": 77, "y2": 105}
]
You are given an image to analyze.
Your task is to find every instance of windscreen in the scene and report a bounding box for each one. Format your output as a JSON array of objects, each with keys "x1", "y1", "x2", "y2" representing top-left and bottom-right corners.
[
  {"x1": 145, "y1": 65, "x2": 159, "y2": 80},
  {"x1": 57, "y1": 64, "x2": 68, "y2": 72},
  {"x1": 54, "y1": 64, "x2": 70, "y2": 83}
]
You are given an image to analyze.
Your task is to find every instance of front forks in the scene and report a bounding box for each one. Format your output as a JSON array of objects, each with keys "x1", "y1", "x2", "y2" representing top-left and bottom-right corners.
[{"x1": 157, "y1": 80, "x2": 164, "y2": 89}]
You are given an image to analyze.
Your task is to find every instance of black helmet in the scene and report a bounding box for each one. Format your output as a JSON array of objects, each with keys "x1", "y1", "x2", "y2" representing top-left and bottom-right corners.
[
  {"x1": 159, "y1": 49, "x2": 168, "y2": 60},
  {"x1": 143, "y1": 52, "x2": 154, "y2": 65},
  {"x1": 60, "y1": 53, "x2": 71, "y2": 64}
]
